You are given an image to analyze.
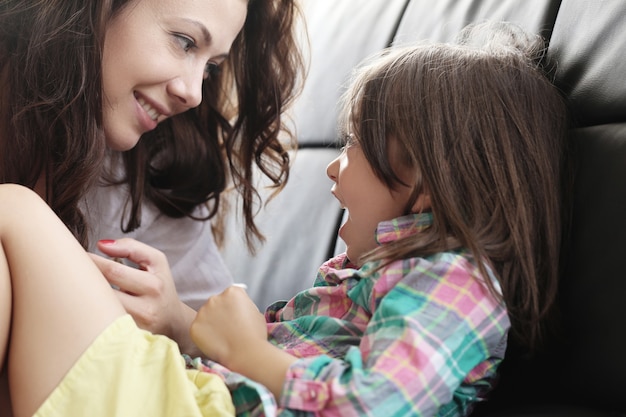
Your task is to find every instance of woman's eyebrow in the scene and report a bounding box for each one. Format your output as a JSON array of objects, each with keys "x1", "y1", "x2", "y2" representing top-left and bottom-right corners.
[
  {"x1": 181, "y1": 17, "x2": 212, "y2": 44},
  {"x1": 181, "y1": 18, "x2": 230, "y2": 60}
]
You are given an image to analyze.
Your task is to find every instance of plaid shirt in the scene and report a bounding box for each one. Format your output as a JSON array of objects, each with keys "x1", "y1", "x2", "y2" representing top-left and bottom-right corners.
[{"x1": 187, "y1": 213, "x2": 509, "y2": 416}]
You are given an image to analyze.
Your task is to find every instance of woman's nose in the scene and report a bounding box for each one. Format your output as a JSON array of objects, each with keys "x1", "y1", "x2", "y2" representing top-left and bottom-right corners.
[{"x1": 167, "y1": 67, "x2": 204, "y2": 109}]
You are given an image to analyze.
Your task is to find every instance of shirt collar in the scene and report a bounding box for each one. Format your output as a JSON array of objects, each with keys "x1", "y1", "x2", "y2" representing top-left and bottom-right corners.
[{"x1": 375, "y1": 212, "x2": 433, "y2": 245}]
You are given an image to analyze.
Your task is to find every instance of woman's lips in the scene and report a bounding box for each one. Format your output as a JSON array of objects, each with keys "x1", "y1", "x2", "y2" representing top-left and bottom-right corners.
[
  {"x1": 134, "y1": 93, "x2": 163, "y2": 131},
  {"x1": 137, "y1": 96, "x2": 160, "y2": 121}
]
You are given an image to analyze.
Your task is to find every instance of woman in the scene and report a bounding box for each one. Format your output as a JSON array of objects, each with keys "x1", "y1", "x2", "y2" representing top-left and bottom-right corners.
[{"x1": 0, "y1": 0, "x2": 304, "y2": 309}]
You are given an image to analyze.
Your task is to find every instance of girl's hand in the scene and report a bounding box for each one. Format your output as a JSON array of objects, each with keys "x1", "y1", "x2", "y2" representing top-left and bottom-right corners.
[
  {"x1": 191, "y1": 286, "x2": 296, "y2": 399},
  {"x1": 89, "y1": 238, "x2": 199, "y2": 355},
  {"x1": 191, "y1": 286, "x2": 267, "y2": 365}
]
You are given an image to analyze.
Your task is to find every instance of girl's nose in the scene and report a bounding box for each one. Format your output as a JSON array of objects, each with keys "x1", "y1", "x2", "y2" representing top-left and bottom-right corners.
[{"x1": 326, "y1": 155, "x2": 340, "y2": 182}]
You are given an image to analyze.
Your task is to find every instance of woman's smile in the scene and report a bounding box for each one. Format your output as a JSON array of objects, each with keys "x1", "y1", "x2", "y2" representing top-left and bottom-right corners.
[{"x1": 134, "y1": 92, "x2": 169, "y2": 132}]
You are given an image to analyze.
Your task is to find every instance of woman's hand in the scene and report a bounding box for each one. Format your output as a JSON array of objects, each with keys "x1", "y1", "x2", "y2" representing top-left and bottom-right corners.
[
  {"x1": 89, "y1": 238, "x2": 199, "y2": 355},
  {"x1": 191, "y1": 286, "x2": 296, "y2": 398}
]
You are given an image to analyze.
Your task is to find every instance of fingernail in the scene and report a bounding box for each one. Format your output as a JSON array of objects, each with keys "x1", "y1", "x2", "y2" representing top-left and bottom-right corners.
[
  {"x1": 232, "y1": 283, "x2": 248, "y2": 290},
  {"x1": 98, "y1": 239, "x2": 116, "y2": 245}
]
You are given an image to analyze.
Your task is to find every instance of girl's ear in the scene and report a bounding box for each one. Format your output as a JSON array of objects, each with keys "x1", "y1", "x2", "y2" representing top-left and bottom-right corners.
[{"x1": 411, "y1": 192, "x2": 431, "y2": 213}]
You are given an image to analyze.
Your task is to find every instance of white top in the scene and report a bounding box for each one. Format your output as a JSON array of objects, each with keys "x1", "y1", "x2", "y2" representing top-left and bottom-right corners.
[{"x1": 83, "y1": 183, "x2": 233, "y2": 310}]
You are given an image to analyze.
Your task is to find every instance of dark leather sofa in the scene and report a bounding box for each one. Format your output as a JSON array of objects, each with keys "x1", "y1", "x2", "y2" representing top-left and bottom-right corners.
[{"x1": 221, "y1": 0, "x2": 626, "y2": 415}]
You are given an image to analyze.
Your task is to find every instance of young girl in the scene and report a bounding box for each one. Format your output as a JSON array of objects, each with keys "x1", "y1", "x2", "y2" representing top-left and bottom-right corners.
[
  {"x1": 0, "y1": 21, "x2": 568, "y2": 417},
  {"x1": 187, "y1": 21, "x2": 570, "y2": 415}
]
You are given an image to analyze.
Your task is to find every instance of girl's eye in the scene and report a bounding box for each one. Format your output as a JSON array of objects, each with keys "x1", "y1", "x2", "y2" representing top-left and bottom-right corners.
[
  {"x1": 344, "y1": 133, "x2": 357, "y2": 147},
  {"x1": 174, "y1": 34, "x2": 196, "y2": 52},
  {"x1": 338, "y1": 133, "x2": 355, "y2": 153}
]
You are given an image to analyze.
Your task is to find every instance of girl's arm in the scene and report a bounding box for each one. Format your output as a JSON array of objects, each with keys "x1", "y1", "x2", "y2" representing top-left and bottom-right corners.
[{"x1": 190, "y1": 286, "x2": 297, "y2": 399}]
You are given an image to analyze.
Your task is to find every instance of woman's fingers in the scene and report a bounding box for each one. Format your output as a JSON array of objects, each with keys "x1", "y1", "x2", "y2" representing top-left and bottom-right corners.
[
  {"x1": 88, "y1": 253, "x2": 154, "y2": 296},
  {"x1": 91, "y1": 237, "x2": 172, "y2": 297},
  {"x1": 96, "y1": 238, "x2": 169, "y2": 272}
]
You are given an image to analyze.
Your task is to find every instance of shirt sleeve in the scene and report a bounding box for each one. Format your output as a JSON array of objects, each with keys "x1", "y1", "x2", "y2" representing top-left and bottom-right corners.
[{"x1": 278, "y1": 255, "x2": 509, "y2": 417}]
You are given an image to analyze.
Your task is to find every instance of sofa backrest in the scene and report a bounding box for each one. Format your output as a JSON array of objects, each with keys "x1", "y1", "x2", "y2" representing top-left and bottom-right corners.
[
  {"x1": 394, "y1": 0, "x2": 560, "y2": 44},
  {"x1": 546, "y1": 0, "x2": 626, "y2": 411},
  {"x1": 221, "y1": 0, "x2": 626, "y2": 413},
  {"x1": 221, "y1": 0, "x2": 410, "y2": 308}
]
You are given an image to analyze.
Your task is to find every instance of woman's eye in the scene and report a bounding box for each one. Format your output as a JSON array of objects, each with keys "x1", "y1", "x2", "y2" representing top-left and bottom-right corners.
[
  {"x1": 174, "y1": 34, "x2": 196, "y2": 52},
  {"x1": 204, "y1": 62, "x2": 220, "y2": 79}
]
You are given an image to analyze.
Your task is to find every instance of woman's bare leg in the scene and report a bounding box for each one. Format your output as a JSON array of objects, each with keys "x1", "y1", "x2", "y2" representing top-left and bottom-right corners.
[
  {"x1": 0, "y1": 184, "x2": 126, "y2": 417},
  {"x1": 0, "y1": 207, "x2": 13, "y2": 416}
]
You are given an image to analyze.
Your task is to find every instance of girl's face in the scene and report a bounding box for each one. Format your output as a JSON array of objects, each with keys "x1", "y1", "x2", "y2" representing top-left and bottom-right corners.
[
  {"x1": 101, "y1": 0, "x2": 247, "y2": 150},
  {"x1": 326, "y1": 135, "x2": 416, "y2": 265}
]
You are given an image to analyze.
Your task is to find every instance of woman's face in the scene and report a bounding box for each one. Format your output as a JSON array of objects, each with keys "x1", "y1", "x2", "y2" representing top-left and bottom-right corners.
[{"x1": 101, "y1": 0, "x2": 247, "y2": 150}]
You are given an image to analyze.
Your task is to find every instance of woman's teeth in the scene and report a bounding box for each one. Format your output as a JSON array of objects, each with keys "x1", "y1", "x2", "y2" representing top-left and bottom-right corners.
[{"x1": 137, "y1": 97, "x2": 160, "y2": 121}]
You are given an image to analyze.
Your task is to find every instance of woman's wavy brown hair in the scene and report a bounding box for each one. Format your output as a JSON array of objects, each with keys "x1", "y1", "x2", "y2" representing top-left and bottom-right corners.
[
  {"x1": 338, "y1": 22, "x2": 571, "y2": 352},
  {"x1": 0, "y1": 0, "x2": 304, "y2": 250},
  {"x1": 0, "y1": 1, "x2": 111, "y2": 246}
]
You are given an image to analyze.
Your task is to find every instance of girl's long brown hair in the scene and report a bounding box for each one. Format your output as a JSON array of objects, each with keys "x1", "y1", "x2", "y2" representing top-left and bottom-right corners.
[
  {"x1": 339, "y1": 22, "x2": 571, "y2": 351},
  {"x1": 0, "y1": 0, "x2": 304, "y2": 250}
]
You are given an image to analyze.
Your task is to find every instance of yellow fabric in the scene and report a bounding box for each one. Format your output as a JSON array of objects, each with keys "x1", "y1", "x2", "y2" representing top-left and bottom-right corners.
[{"x1": 34, "y1": 314, "x2": 234, "y2": 417}]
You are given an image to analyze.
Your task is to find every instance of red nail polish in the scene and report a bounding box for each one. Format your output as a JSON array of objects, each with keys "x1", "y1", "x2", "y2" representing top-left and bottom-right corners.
[{"x1": 98, "y1": 239, "x2": 116, "y2": 245}]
